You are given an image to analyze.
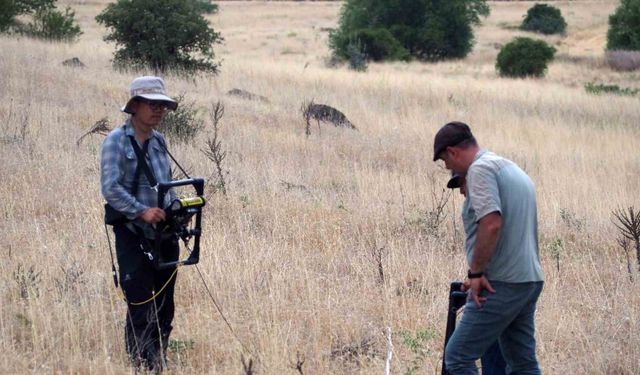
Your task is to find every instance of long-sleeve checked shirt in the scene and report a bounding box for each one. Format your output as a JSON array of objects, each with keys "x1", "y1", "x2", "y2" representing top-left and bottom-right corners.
[{"x1": 100, "y1": 119, "x2": 175, "y2": 238}]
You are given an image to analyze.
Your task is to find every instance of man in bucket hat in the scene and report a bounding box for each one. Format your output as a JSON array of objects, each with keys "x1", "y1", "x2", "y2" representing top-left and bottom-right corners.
[
  {"x1": 100, "y1": 76, "x2": 179, "y2": 371},
  {"x1": 434, "y1": 122, "x2": 544, "y2": 375}
]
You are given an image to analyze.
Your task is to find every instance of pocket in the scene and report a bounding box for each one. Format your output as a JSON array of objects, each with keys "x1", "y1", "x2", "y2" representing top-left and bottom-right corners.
[
  {"x1": 123, "y1": 148, "x2": 138, "y2": 186},
  {"x1": 104, "y1": 203, "x2": 127, "y2": 225},
  {"x1": 116, "y1": 247, "x2": 145, "y2": 277},
  {"x1": 114, "y1": 226, "x2": 147, "y2": 276}
]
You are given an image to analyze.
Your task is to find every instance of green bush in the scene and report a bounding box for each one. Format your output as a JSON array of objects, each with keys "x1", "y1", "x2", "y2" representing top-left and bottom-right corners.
[
  {"x1": 496, "y1": 37, "x2": 556, "y2": 78},
  {"x1": 584, "y1": 83, "x2": 639, "y2": 96},
  {"x1": 96, "y1": 0, "x2": 223, "y2": 74},
  {"x1": 342, "y1": 27, "x2": 410, "y2": 61},
  {"x1": 0, "y1": 0, "x2": 55, "y2": 32},
  {"x1": 21, "y1": 6, "x2": 82, "y2": 41},
  {"x1": 194, "y1": 0, "x2": 218, "y2": 14},
  {"x1": 158, "y1": 95, "x2": 205, "y2": 143},
  {"x1": 0, "y1": 0, "x2": 65, "y2": 34},
  {"x1": 330, "y1": 0, "x2": 489, "y2": 62},
  {"x1": 521, "y1": 4, "x2": 567, "y2": 35},
  {"x1": 346, "y1": 42, "x2": 368, "y2": 71},
  {"x1": 0, "y1": 0, "x2": 19, "y2": 32},
  {"x1": 607, "y1": 0, "x2": 640, "y2": 51}
]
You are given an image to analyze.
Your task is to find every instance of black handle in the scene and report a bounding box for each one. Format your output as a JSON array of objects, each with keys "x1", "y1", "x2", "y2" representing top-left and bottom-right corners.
[{"x1": 441, "y1": 281, "x2": 468, "y2": 375}]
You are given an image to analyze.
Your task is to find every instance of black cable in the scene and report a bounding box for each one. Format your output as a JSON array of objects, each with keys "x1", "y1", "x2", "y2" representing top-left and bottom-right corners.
[
  {"x1": 179, "y1": 239, "x2": 258, "y2": 363},
  {"x1": 193, "y1": 263, "x2": 255, "y2": 357},
  {"x1": 111, "y1": 138, "x2": 262, "y2": 368},
  {"x1": 104, "y1": 223, "x2": 119, "y2": 288},
  {"x1": 156, "y1": 138, "x2": 191, "y2": 180},
  {"x1": 191, "y1": 261, "x2": 267, "y2": 372}
]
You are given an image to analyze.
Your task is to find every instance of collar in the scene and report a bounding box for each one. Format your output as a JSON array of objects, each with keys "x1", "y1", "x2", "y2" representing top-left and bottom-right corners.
[
  {"x1": 123, "y1": 118, "x2": 159, "y2": 143},
  {"x1": 472, "y1": 149, "x2": 487, "y2": 163}
]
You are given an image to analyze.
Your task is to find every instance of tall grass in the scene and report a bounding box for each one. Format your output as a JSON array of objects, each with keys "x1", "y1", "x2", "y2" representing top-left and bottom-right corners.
[{"x1": 1, "y1": 1, "x2": 639, "y2": 374}]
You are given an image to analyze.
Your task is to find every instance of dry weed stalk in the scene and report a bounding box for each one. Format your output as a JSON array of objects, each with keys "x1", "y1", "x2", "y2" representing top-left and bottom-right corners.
[
  {"x1": 290, "y1": 351, "x2": 305, "y2": 375},
  {"x1": 384, "y1": 327, "x2": 393, "y2": 375},
  {"x1": 280, "y1": 179, "x2": 310, "y2": 193},
  {"x1": 425, "y1": 181, "x2": 451, "y2": 237},
  {"x1": 368, "y1": 238, "x2": 387, "y2": 285},
  {"x1": 14, "y1": 264, "x2": 41, "y2": 300},
  {"x1": 612, "y1": 206, "x2": 640, "y2": 271},
  {"x1": 240, "y1": 355, "x2": 254, "y2": 375},
  {"x1": 202, "y1": 101, "x2": 227, "y2": 195},
  {"x1": 301, "y1": 99, "x2": 356, "y2": 137},
  {"x1": 1, "y1": 102, "x2": 31, "y2": 146},
  {"x1": 77, "y1": 118, "x2": 110, "y2": 146},
  {"x1": 617, "y1": 236, "x2": 634, "y2": 281},
  {"x1": 301, "y1": 99, "x2": 315, "y2": 137}
]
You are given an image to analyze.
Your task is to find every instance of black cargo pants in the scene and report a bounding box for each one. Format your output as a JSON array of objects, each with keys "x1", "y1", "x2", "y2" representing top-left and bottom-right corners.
[{"x1": 113, "y1": 225, "x2": 179, "y2": 371}]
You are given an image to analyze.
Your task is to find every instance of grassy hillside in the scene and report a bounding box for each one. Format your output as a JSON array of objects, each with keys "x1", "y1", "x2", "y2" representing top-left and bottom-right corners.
[{"x1": 0, "y1": 1, "x2": 638, "y2": 374}]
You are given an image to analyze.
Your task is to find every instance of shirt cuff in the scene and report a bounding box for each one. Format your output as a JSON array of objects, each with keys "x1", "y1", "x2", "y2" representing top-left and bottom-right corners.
[{"x1": 475, "y1": 206, "x2": 501, "y2": 222}]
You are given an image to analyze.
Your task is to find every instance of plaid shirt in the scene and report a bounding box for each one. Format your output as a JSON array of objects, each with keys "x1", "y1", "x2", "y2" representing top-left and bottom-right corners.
[{"x1": 100, "y1": 119, "x2": 175, "y2": 237}]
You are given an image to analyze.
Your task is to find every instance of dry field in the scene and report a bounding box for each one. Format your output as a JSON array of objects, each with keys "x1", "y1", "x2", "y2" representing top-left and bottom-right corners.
[{"x1": 1, "y1": 1, "x2": 639, "y2": 374}]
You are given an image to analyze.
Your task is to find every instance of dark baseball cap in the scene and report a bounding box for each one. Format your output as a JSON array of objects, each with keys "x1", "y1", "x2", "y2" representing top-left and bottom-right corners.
[
  {"x1": 447, "y1": 171, "x2": 462, "y2": 189},
  {"x1": 433, "y1": 121, "x2": 475, "y2": 161}
]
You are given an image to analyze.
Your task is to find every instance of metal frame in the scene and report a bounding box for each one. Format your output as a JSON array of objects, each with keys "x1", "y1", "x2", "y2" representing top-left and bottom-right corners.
[{"x1": 153, "y1": 178, "x2": 205, "y2": 270}]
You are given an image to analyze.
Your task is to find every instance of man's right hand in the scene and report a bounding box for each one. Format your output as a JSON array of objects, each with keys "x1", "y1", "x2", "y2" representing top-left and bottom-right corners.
[
  {"x1": 468, "y1": 276, "x2": 495, "y2": 308},
  {"x1": 139, "y1": 207, "x2": 166, "y2": 224}
]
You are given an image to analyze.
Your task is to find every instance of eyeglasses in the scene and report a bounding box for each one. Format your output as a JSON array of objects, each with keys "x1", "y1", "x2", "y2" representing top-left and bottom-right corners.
[{"x1": 137, "y1": 98, "x2": 169, "y2": 111}]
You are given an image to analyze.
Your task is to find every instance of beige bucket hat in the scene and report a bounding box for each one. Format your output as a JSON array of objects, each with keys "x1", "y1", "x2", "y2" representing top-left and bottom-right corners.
[{"x1": 121, "y1": 76, "x2": 178, "y2": 114}]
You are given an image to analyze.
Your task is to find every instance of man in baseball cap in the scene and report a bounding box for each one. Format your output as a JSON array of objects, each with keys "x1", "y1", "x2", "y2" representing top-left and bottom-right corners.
[
  {"x1": 433, "y1": 121, "x2": 476, "y2": 163},
  {"x1": 434, "y1": 121, "x2": 544, "y2": 375},
  {"x1": 446, "y1": 170, "x2": 507, "y2": 375}
]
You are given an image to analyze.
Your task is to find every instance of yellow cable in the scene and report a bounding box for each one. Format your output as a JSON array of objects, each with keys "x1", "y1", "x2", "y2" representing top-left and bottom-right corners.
[{"x1": 121, "y1": 265, "x2": 180, "y2": 306}]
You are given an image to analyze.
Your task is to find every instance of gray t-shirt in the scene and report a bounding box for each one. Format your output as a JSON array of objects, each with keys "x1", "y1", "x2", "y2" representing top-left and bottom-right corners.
[{"x1": 462, "y1": 150, "x2": 544, "y2": 283}]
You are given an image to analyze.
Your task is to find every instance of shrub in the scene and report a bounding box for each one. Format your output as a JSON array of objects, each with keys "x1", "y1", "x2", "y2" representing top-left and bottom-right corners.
[
  {"x1": 21, "y1": 6, "x2": 82, "y2": 41},
  {"x1": 158, "y1": 95, "x2": 205, "y2": 143},
  {"x1": 193, "y1": 0, "x2": 218, "y2": 14},
  {"x1": 584, "y1": 83, "x2": 639, "y2": 97},
  {"x1": 96, "y1": 0, "x2": 223, "y2": 74},
  {"x1": 0, "y1": 0, "x2": 19, "y2": 32},
  {"x1": 330, "y1": 0, "x2": 489, "y2": 62},
  {"x1": 521, "y1": 3, "x2": 567, "y2": 35},
  {"x1": 607, "y1": 0, "x2": 640, "y2": 51},
  {"x1": 0, "y1": 0, "x2": 55, "y2": 32},
  {"x1": 341, "y1": 27, "x2": 410, "y2": 62},
  {"x1": 605, "y1": 50, "x2": 640, "y2": 71},
  {"x1": 0, "y1": 0, "x2": 82, "y2": 39},
  {"x1": 346, "y1": 42, "x2": 368, "y2": 71},
  {"x1": 496, "y1": 37, "x2": 556, "y2": 78}
]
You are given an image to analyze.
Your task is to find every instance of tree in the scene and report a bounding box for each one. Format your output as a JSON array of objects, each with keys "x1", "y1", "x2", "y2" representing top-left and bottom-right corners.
[
  {"x1": 0, "y1": 0, "x2": 81, "y2": 41},
  {"x1": 496, "y1": 37, "x2": 556, "y2": 78},
  {"x1": 96, "y1": 0, "x2": 223, "y2": 74},
  {"x1": 521, "y1": 3, "x2": 567, "y2": 35},
  {"x1": 0, "y1": 0, "x2": 54, "y2": 32},
  {"x1": 22, "y1": 6, "x2": 82, "y2": 41},
  {"x1": 329, "y1": 0, "x2": 489, "y2": 62},
  {"x1": 607, "y1": 0, "x2": 640, "y2": 51}
]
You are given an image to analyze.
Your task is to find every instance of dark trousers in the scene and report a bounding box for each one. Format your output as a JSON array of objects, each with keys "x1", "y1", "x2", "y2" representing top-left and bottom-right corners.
[
  {"x1": 114, "y1": 225, "x2": 179, "y2": 371},
  {"x1": 482, "y1": 341, "x2": 507, "y2": 375}
]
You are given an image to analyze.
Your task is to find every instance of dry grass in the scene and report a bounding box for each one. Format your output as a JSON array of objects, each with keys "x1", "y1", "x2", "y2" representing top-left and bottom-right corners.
[{"x1": 1, "y1": 1, "x2": 639, "y2": 374}]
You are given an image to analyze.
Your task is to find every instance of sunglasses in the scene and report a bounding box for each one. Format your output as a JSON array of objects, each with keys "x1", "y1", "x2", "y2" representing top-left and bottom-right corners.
[{"x1": 137, "y1": 98, "x2": 170, "y2": 110}]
